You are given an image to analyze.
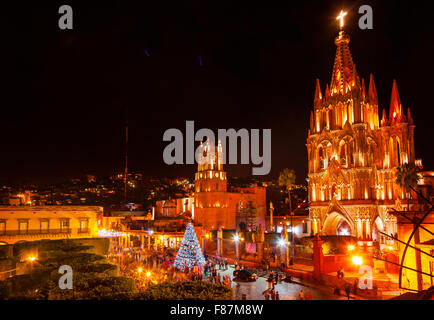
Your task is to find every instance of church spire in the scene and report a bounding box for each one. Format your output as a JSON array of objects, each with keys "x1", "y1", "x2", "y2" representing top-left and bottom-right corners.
[
  {"x1": 325, "y1": 83, "x2": 330, "y2": 98},
  {"x1": 407, "y1": 108, "x2": 414, "y2": 125},
  {"x1": 381, "y1": 108, "x2": 388, "y2": 127},
  {"x1": 314, "y1": 78, "x2": 322, "y2": 105},
  {"x1": 368, "y1": 74, "x2": 378, "y2": 103},
  {"x1": 389, "y1": 79, "x2": 403, "y2": 121},
  {"x1": 329, "y1": 29, "x2": 358, "y2": 95}
]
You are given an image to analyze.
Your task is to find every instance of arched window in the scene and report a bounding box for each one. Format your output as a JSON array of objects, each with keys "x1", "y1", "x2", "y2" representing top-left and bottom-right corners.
[
  {"x1": 367, "y1": 140, "x2": 377, "y2": 167},
  {"x1": 396, "y1": 138, "x2": 401, "y2": 166},
  {"x1": 390, "y1": 136, "x2": 401, "y2": 166},
  {"x1": 339, "y1": 140, "x2": 347, "y2": 167},
  {"x1": 318, "y1": 146, "x2": 325, "y2": 169},
  {"x1": 326, "y1": 143, "x2": 333, "y2": 167},
  {"x1": 348, "y1": 141, "x2": 354, "y2": 166}
]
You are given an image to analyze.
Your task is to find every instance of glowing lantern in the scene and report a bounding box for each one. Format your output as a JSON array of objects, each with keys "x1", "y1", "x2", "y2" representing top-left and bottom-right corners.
[{"x1": 352, "y1": 256, "x2": 363, "y2": 266}]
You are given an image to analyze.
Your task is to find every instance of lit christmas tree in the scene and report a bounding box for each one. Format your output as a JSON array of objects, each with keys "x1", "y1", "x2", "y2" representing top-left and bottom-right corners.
[{"x1": 174, "y1": 222, "x2": 206, "y2": 270}]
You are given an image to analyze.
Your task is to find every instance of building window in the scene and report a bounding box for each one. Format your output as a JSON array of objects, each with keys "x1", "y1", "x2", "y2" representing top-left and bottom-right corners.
[
  {"x1": 40, "y1": 219, "x2": 49, "y2": 234},
  {"x1": 79, "y1": 219, "x2": 89, "y2": 233},
  {"x1": 18, "y1": 220, "x2": 29, "y2": 235},
  {"x1": 302, "y1": 221, "x2": 308, "y2": 234},
  {"x1": 0, "y1": 220, "x2": 5, "y2": 235},
  {"x1": 60, "y1": 219, "x2": 70, "y2": 233}
]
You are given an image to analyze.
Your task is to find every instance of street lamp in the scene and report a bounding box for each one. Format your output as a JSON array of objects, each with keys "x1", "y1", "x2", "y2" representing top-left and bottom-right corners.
[
  {"x1": 352, "y1": 256, "x2": 363, "y2": 266},
  {"x1": 233, "y1": 234, "x2": 241, "y2": 261},
  {"x1": 143, "y1": 271, "x2": 151, "y2": 289},
  {"x1": 27, "y1": 256, "x2": 37, "y2": 273}
]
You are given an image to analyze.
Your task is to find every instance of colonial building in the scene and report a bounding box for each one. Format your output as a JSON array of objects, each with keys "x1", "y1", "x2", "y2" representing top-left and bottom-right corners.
[
  {"x1": 0, "y1": 206, "x2": 101, "y2": 245},
  {"x1": 154, "y1": 140, "x2": 266, "y2": 233},
  {"x1": 307, "y1": 26, "x2": 418, "y2": 245}
]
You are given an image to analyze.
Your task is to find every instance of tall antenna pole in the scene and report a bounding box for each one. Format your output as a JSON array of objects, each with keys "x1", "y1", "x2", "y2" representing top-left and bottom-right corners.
[{"x1": 124, "y1": 106, "x2": 128, "y2": 204}]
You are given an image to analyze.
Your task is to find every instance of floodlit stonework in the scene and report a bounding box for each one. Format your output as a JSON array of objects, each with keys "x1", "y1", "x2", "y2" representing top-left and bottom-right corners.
[
  {"x1": 193, "y1": 140, "x2": 266, "y2": 232},
  {"x1": 155, "y1": 140, "x2": 266, "y2": 233},
  {"x1": 307, "y1": 30, "x2": 418, "y2": 245}
]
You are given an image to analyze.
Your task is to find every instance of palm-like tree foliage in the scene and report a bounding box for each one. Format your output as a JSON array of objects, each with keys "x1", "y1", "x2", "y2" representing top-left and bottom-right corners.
[
  {"x1": 278, "y1": 168, "x2": 296, "y2": 213},
  {"x1": 395, "y1": 163, "x2": 420, "y2": 210}
]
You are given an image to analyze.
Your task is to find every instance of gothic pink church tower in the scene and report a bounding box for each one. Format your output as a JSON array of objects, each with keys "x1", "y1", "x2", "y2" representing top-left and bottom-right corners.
[{"x1": 306, "y1": 12, "x2": 417, "y2": 246}]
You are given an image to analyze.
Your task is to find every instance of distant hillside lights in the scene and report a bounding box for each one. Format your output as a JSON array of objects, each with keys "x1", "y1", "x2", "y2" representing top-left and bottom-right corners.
[{"x1": 163, "y1": 121, "x2": 271, "y2": 175}]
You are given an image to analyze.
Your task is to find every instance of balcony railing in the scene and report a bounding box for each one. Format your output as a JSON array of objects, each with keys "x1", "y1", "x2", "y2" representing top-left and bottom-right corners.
[{"x1": 0, "y1": 228, "x2": 90, "y2": 237}]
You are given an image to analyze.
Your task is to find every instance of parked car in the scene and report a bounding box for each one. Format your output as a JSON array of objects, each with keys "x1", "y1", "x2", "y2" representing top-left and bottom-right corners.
[{"x1": 233, "y1": 269, "x2": 256, "y2": 282}]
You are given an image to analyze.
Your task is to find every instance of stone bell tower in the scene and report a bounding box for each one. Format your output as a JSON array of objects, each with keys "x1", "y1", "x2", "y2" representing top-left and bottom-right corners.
[{"x1": 194, "y1": 140, "x2": 229, "y2": 231}]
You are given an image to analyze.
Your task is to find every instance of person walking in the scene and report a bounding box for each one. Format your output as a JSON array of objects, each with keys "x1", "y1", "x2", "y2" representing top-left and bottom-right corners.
[
  {"x1": 345, "y1": 284, "x2": 351, "y2": 300},
  {"x1": 298, "y1": 289, "x2": 305, "y2": 300},
  {"x1": 264, "y1": 290, "x2": 270, "y2": 300},
  {"x1": 353, "y1": 279, "x2": 358, "y2": 295},
  {"x1": 267, "y1": 275, "x2": 273, "y2": 289},
  {"x1": 276, "y1": 291, "x2": 280, "y2": 300}
]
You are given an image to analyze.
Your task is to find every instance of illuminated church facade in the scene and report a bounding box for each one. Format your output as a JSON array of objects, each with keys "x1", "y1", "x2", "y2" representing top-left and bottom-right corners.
[
  {"x1": 193, "y1": 140, "x2": 266, "y2": 232},
  {"x1": 307, "y1": 26, "x2": 417, "y2": 244},
  {"x1": 154, "y1": 140, "x2": 266, "y2": 233}
]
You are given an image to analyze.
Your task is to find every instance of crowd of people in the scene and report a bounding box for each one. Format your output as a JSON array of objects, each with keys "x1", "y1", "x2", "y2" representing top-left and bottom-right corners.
[
  {"x1": 108, "y1": 242, "x2": 320, "y2": 299},
  {"x1": 202, "y1": 257, "x2": 232, "y2": 287},
  {"x1": 108, "y1": 244, "x2": 236, "y2": 291},
  {"x1": 261, "y1": 269, "x2": 313, "y2": 300}
]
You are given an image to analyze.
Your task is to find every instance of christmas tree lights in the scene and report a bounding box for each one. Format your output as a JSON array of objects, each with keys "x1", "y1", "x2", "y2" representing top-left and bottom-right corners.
[{"x1": 174, "y1": 222, "x2": 206, "y2": 270}]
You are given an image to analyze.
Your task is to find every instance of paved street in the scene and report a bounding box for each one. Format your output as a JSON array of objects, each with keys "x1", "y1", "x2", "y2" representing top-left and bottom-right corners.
[{"x1": 217, "y1": 266, "x2": 347, "y2": 300}]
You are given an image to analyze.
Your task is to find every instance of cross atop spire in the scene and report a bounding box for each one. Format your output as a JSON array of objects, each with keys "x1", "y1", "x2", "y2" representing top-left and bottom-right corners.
[{"x1": 336, "y1": 10, "x2": 347, "y2": 30}]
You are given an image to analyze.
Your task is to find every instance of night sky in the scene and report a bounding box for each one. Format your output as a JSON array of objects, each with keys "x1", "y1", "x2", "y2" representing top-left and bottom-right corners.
[{"x1": 3, "y1": 0, "x2": 434, "y2": 185}]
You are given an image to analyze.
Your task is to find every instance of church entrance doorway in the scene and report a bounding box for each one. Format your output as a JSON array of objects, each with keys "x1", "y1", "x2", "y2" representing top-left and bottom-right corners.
[{"x1": 322, "y1": 211, "x2": 353, "y2": 236}]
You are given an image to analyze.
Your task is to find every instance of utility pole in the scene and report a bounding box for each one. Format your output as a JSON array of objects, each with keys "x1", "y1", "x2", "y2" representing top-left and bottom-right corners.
[
  {"x1": 290, "y1": 208, "x2": 294, "y2": 265},
  {"x1": 288, "y1": 191, "x2": 294, "y2": 265},
  {"x1": 124, "y1": 106, "x2": 129, "y2": 204}
]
